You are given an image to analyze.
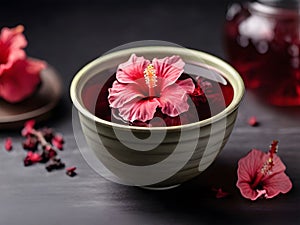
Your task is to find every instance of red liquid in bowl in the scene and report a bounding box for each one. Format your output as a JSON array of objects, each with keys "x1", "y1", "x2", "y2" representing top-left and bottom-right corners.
[{"x1": 82, "y1": 67, "x2": 233, "y2": 127}]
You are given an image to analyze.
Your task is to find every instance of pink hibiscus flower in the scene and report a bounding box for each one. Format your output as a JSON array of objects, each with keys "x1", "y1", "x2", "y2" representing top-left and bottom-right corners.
[
  {"x1": 237, "y1": 140, "x2": 292, "y2": 200},
  {"x1": 0, "y1": 25, "x2": 27, "y2": 72},
  {"x1": 0, "y1": 25, "x2": 46, "y2": 103},
  {"x1": 108, "y1": 54, "x2": 195, "y2": 122}
]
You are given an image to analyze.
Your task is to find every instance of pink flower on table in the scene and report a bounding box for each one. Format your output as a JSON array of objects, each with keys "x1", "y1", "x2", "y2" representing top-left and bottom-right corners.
[
  {"x1": 108, "y1": 54, "x2": 195, "y2": 122},
  {"x1": 0, "y1": 25, "x2": 46, "y2": 103},
  {"x1": 237, "y1": 140, "x2": 292, "y2": 201}
]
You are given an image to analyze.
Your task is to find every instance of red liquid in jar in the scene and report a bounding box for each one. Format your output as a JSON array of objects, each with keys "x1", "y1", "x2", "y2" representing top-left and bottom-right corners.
[
  {"x1": 224, "y1": 2, "x2": 300, "y2": 106},
  {"x1": 82, "y1": 68, "x2": 233, "y2": 127}
]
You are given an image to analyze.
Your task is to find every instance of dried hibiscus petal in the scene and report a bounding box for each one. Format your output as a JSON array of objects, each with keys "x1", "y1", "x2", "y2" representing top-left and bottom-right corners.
[
  {"x1": 66, "y1": 166, "x2": 77, "y2": 177},
  {"x1": 248, "y1": 116, "x2": 259, "y2": 127},
  {"x1": 24, "y1": 151, "x2": 42, "y2": 166},
  {"x1": 47, "y1": 146, "x2": 57, "y2": 157},
  {"x1": 4, "y1": 137, "x2": 13, "y2": 151},
  {"x1": 40, "y1": 145, "x2": 57, "y2": 162},
  {"x1": 45, "y1": 157, "x2": 65, "y2": 172},
  {"x1": 22, "y1": 136, "x2": 39, "y2": 151},
  {"x1": 212, "y1": 187, "x2": 230, "y2": 199},
  {"x1": 41, "y1": 127, "x2": 54, "y2": 142},
  {"x1": 21, "y1": 119, "x2": 36, "y2": 136},
  {"x1": 53, "y1": 134, "x2": 64, "y2": 143},
  {"x1": 52, "y1": 134, "x2": 64, "y2": 150},
  {"x1": 10, "y1": 120, "x2": 71, "y2": 176}
]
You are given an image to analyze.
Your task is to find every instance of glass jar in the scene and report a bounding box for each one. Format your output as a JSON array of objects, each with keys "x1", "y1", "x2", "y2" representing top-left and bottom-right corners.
[{"x1": 224, "y1": 0, "x2": 300, "y2": 106}]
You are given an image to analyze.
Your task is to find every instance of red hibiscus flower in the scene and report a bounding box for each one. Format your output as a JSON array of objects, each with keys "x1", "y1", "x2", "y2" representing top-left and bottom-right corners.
[
  {"x1": 237, "y1": 140, "x2": 292, "y2": 200},
  {"x1": 0, "y1": 25, "x2": 46, "y2": 103},
  {"x1": 108, "y1": 54, "x2": 195, "y2": 122}
]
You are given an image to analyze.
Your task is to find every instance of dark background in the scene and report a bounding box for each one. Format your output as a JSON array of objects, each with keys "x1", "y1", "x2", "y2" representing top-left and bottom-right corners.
[
  {"x1": 1, "y1": 1, "x2": 300, "y2": 225},
  {"x1": 1, "y1": 0, "x2": 244, "y2": 133}
]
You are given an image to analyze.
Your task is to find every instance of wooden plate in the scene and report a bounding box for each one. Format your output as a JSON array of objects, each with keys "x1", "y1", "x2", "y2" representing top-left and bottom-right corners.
[{"x1": 0, "y1": 66, "x2": 62, "y2": 130}]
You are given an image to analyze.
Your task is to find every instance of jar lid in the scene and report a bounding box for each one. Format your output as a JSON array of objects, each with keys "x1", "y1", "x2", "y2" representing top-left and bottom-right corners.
[
  {"x1": 258, "y1": 0, "x2": 300, "y2": 9},
  {"x1": 250, "y1": 0, "x2": 299, "y2": 17}
]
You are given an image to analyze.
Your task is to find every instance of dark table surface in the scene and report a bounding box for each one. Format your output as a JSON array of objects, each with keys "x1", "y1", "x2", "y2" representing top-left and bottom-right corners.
[{"x1": 1, "y1": 1, "x2": 300, "y2": 224}]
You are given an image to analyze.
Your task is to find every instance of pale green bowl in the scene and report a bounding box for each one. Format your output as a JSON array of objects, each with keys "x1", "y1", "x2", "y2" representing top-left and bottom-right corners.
[{"x1": 70, "y1": 46, "x2": 245, "y2": 189}]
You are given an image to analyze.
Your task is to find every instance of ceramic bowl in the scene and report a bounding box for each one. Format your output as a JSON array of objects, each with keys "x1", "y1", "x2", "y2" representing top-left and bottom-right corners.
[{"x1": 70, "y1": 46, "x2": 245, "y2": 189}]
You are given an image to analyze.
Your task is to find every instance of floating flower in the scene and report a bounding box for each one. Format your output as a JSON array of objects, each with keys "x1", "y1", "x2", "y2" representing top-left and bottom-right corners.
[
  {"x1": 237, "y1": 140, "x2": 292, "y2": 200},
  {"x1": 108, "y1": 54, "x2": 195, "y2": 122},
  {"x1": 0, "y1": 25, "x2": 46, "y2": 103}
]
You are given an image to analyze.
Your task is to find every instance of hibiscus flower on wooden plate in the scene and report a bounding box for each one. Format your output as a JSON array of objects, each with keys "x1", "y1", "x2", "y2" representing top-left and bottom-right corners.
[
  {"x1": 0, "y1": 66, "x2": 62, "y2": 129},
  {"x1": 0, "y1": 25, "x2": 62, "y2": 129}
]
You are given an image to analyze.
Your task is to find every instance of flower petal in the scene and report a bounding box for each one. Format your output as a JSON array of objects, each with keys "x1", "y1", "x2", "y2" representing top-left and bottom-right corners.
[
  {"x1": 236, "y1": 149, "x2": 267, "y2": 200},
  {"x1": 159, "y1": 83, "x2": 190, "y2": 117},
  {"x1": 212, "y1": 187, "x2": 230, "y2": 199},
  {"x1": 237, "y1": 149, "x2": 265, "y2": 184},
  {"x1": 0, "y1": 25, "x2": 27, "y2": 74},
  {"x1": 0, "y1": 58, "x2": 46, "y2": 103},
  {"x1": 260, "y1": 150, "x2": 292, "y2": 199},
  {"x1": 264, "y1": 172, "x2": 293, "y2": 199},
  {"x1": 116, "y1": 54, "x2": 150, "y2": 84},
  {"x1": 118, "y1": 98, "x2": 160, "y2": 122},
  {"x1": 0, "y1": 25, "x2": 27, "y2": 50},
  {"x1": 176, "y1": 78, "x2": 195, "y2": 94},
  {"x1": 238, "y1": 182, "x2": 268, "y2": 200},
  {"x1": 152, "y1": 55, "x2": 185, "y2": 90},
  {"x1": 108, "y1": 81, "x2": 145, "y2": 108},
  {"x1": 4, "y1": 137, "x2": 13, "y2": 151}
]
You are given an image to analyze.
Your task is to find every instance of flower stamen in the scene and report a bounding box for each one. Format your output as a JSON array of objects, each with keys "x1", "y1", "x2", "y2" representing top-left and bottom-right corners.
[
  {"x1": 144, "y1": 64, "x2": 157, "y2": 97},
  {"x1": 14, "y1": 25, "x2": 24, "y2": 34},
  {"x1": 251, "y1": 140, "x2": 279, "y2": 189}
]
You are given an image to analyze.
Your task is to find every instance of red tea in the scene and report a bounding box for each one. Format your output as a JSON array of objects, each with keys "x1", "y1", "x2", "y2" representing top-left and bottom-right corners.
[
  {"x1": 82, "y1": 66, "x2": 233, "y2": 127},
  {"x1": 224, "y1": 2, "x2": 300, "y2": 106}
]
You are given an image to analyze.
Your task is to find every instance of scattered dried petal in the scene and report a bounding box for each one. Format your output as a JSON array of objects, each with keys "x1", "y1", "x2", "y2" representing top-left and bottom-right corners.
[
  {"x1": 22, "y1": 136, "x2": 38, "y2": 151},
  {"x1": 41, "y1": 127, "x2": 54, "y2": 142},
  {"x1": 23, "y1": 151, "x2": 42, "y2": 166},
  {"x1": 21, "y1": 119, "x2": 36, "y2": 136},
  {"x1": 52, "y1": 134, "x2": 64, "y2": 150},
  {"x1": 66, "y1": 166, "x2": 77, "y2": 177},
  {"x1": 40, "y1": 145, "x2": 57, "y2": 162},
  {"x1": 248, "y1": 116, "x2": 259, "y2": 127},
  {"x1": 45, "y1": 157, "x2": 65, "y2": 172},
  {"x1": 4, "y1": 137, "x2": 13, "y2": 151},
  {"x1": 20, "y1": 120, "x2": 68, "y2": 173},
  {"x1": 212, "y1": 187, "x2": 230, "y2": 199}
]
